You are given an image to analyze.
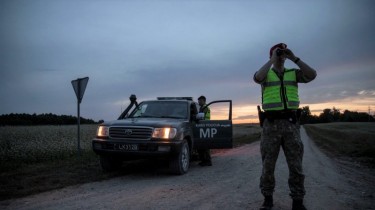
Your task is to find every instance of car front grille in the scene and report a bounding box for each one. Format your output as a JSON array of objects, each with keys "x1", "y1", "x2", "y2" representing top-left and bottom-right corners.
[{"x1": 109, "y1": 126, "x2": 153, "y2": 140}]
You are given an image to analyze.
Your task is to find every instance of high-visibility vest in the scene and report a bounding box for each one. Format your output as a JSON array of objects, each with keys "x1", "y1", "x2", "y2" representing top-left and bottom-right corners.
[
  {"x1": 200, "y1": 105, "x2": 211, "y2": 120},
  {"x1": 262, "y1": 68, "x2": 300, "y2": 111}
]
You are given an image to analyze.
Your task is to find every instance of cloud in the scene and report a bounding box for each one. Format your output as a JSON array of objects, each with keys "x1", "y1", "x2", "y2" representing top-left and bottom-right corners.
[
  {"x1": 1, "y1": 0, "x2": 375, "y2": 123},
  {"x1": 357, "y1": 90, "x2": 375, "y2": 96}
]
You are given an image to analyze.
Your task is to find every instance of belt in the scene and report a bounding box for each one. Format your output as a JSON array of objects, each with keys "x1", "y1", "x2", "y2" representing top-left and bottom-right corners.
[{"x1": 264, "y1": 110, "x2": 297, "y2": 119}]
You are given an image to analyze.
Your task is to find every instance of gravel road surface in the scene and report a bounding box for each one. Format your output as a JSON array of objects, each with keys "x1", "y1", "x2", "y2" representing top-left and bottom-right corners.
[{"x1": 1, "y1": 127, "x2": 374, "y2": 210}]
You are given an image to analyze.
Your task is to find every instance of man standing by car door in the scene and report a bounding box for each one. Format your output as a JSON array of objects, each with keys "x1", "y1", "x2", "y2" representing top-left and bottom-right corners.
[
  {"x1": 253, "y1": 43, "x2": 317, "y2": 210},
  {"x1": 197, "y1": 95, "x2": 212, "y2": 166}
]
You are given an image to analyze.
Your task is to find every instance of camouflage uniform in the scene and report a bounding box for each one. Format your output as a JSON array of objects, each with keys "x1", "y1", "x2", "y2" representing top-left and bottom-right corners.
[
  {"x1": 198, "y1": 104, "x2": 212, "y2": 165},
  {"x1": 255, "y1": 43, "x2": 316, "y2": 210},
  {"x1": 260, "y1": 118, "x2": 305, "y2": 199}
]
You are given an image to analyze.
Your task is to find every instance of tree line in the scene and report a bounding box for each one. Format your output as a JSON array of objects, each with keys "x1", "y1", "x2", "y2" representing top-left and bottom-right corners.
[
  {"x1": 300, "y1": 106, "x2": 375, "y2": 124},
  {"x1": 1, "y1": 107, "x2": 373, "y2": 126},
  {"x1": 0, "y1": 113, "x2": 98, "y2": 126}
]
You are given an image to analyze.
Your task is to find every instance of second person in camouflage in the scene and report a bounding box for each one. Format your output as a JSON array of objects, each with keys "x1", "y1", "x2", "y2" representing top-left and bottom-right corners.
[{"x1": 197, "y1": 95, "x2": 212, "y2": 166}]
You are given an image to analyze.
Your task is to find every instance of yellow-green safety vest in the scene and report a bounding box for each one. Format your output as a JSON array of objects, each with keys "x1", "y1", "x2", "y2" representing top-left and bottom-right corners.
[
  {"x1": 262, "y1": 68, "x2": 300, "y2": 111},
  {"x1": 200, "y1": 105, "x2": 211, "y2": 120}
]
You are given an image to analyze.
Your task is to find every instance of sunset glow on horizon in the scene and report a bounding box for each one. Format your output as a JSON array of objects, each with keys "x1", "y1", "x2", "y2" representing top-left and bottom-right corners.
[{"x1": 231, "y1": 99, "x2": 375, "y2": 124}]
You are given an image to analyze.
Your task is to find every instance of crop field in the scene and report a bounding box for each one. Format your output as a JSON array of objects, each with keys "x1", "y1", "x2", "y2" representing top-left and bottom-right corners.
[
  {"x1": 0, "y1": 125, "x2": 98, "y2": 170},
  {"x1": 304, "y1": 122, "x2": 375, "y2": 166}
]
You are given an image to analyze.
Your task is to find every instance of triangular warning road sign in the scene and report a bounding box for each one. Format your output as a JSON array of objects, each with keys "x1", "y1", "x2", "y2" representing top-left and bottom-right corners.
[{"x1": 71, "y1": 77, "x2": 89, "y2": 103}]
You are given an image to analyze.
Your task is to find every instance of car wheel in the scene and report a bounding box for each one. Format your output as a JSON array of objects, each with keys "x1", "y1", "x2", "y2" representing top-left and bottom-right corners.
[
  {"x1": 100, "y1": 155, "x2": 122, "y2": 172},
  {"x1": 170, "y1": 139, "x2": 190, "y2": 175}
]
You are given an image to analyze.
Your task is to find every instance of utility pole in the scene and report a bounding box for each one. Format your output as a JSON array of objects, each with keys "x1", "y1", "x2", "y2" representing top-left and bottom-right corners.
[{"x1": 369, "y1": 106, "x2": 372, "y2": 122}]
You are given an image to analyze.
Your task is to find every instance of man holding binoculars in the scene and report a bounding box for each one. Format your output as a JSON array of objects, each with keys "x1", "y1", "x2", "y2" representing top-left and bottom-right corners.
[{"x1": 253, "y1": 43, "x2": 317, "y2": 210}]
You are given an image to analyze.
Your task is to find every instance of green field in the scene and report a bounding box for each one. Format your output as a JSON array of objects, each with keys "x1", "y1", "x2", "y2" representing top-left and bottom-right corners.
[
  {"x1": 0, "y1": 125, "x2": 97, "y2": 168},
  {"x1": 0, "y1": 125, "x2": 102, "y2": 200},
  {"x1": 304, "y1": 122, "x2": 375, "y2": 166}
]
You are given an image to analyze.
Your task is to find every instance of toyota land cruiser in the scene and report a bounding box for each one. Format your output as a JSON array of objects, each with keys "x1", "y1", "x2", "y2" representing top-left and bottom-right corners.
[{"x1": 92, "y1": 95, "x2": 232, "y2": 175}]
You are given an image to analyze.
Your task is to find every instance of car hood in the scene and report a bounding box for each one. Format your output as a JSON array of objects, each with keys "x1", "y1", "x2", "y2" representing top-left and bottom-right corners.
[{"x1": 102, "y1": 118, "x2": 186, "y2": 128}]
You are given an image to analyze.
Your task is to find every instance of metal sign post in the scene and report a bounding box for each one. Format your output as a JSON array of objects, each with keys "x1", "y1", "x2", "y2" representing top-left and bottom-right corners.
[{"x1": 71, "y1": 77, "x2": 89, "y2": 156}]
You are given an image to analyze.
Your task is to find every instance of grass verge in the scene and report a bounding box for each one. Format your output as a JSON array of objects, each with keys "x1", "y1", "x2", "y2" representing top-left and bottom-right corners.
[
  {"x1": 232, "y1": 123, "x2": 262, "y2": 147},
  {"x1": 304, "y1": 122, "x2": 375, "y2": 167},
  {"x1": 0, "y1": 151, "x2": 118, "y2": 201}
]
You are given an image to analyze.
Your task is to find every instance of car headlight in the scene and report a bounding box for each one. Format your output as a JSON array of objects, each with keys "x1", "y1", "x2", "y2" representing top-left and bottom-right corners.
[
  {"x1": 152, "y1": 128, "x2": 177, "y2": 139},
  {"x1": 97, "y1": 126, "x2": 109, "y2": 137}
]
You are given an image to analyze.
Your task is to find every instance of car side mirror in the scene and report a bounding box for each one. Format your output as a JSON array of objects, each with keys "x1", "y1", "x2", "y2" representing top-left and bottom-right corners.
[{"x1": 196, "y1": 113, "x2": 205, "y2": 120}]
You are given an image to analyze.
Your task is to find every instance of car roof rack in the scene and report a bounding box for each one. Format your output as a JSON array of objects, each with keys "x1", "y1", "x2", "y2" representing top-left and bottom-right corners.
[{"x1": 157, "y1": 97, "x2": 193, "y2": 101}]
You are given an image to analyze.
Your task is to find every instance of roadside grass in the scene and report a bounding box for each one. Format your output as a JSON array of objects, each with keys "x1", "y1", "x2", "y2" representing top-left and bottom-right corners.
[
  {"x1": 232, "y1": 123, "x2": 262, "y2": 147},
  {"x1": 0, "y1": 124, "x2": 261, "y2": 201},
  {"x1": 0, "y1": 125, "x2": 113, "y2": 200},
  {"x1": 0, "y1": 151, "x2": 116, "y2": 201},
  {"x1": 304, "y1": 122, "x2": 375, "y2": 167},
  {"x1": 0, "y1": 125, "x2": 98, "y2": 171}
]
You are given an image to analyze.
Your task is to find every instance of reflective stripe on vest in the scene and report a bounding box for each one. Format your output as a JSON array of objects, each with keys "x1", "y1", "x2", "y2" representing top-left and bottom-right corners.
[
  {"x1": 264, "y1": 81, "x2": 297, "y2": 87},
  {"x1": 262, "y1": 68, "x2": 300, "y2": 111}
]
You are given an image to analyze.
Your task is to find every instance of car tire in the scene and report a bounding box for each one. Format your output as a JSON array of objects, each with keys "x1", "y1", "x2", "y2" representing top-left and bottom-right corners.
[
  {"x1": 170, "y1": 139, "x2": 190, "y2": 175},
  {"x1": 100, "y1": 155, "x2": 122, "y2": 172}
]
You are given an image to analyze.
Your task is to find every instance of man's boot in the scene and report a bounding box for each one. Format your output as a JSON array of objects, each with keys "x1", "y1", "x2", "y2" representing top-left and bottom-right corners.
[
  {"x1": 260, "y1": 195, "x2": 273, "y2": 210},
  {"x1": 292, "y1": 199, "x2": 307, "y2": 210}
]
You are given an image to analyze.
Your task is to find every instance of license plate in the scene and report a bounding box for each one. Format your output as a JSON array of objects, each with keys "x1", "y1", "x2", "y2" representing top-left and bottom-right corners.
[{"x1": 114, "y1": 144, "x2": 138, "y2": 151}]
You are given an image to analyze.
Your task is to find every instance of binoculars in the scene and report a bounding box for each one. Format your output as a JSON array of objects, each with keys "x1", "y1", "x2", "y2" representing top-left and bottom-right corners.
[{"x1": 276, "y1": 49, "x2": 286, "y2": 56}]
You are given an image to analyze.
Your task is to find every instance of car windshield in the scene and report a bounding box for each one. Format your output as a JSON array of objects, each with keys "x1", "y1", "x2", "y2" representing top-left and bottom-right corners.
[{"x1": 129, "y1": 101, "x2": 188, "y2": 119}]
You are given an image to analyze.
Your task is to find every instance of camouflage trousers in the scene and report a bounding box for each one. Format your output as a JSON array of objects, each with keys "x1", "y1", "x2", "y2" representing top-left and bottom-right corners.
[
  {"x1": 198, "y1": 149, "x2": 212, "y2": 162},
  {"x1": 260, "y1": 119, "x2": 306, "y2": 199}
]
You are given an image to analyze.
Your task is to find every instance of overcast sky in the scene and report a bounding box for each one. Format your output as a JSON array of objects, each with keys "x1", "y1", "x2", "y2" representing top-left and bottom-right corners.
[{"x1": 1, "y1": 0, "x2": 375, "y2": 123}]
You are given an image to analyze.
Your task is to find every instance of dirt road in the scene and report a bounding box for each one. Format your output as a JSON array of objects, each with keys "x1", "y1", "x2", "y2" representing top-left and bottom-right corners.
[{"x1": 1, "y1": 127, "x2": 374, "y2": 210}]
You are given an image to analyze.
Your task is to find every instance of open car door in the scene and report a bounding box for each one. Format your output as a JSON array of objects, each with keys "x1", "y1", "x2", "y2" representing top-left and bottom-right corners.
[{"x1": 193, "y1": 100, "x2": 233, "y2": 149}]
